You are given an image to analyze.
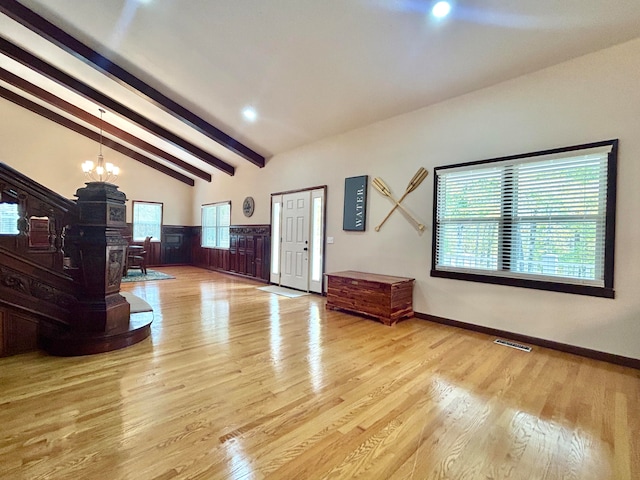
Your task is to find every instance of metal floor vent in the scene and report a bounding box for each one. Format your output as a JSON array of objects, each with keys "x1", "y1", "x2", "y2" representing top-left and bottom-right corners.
[{"x1": 494, "y1": 338, "x2": 532, "y2": 352}]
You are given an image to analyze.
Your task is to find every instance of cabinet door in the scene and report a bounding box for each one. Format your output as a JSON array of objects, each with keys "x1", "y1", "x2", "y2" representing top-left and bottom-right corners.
[
  {"x1": 229, "y1": 234, "x2": 238, "y2": 272},
  {"x1": 247, "y1": 235, "x2": 256, "y2": 277},
  {"x1": 237, "y1": 235, "x2": 246, "y2": 274},
  {"x1": 255, "y1": 236, "x2": 264, "y2": 280},
  {"x1": 162, "y1": 233, "x2": 180, "y2": 264}
]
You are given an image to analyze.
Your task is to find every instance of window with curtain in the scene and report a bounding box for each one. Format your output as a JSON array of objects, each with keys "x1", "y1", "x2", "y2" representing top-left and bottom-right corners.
[
  {"x1": 432, "y1": 140, "x2": 617, "y2": 298},
  {"x1": 132, "y1": 201, "x2": 162, "y2": 242},
  {"x1": 202, "y1": 201, "x2": 231, "y2": 248}
]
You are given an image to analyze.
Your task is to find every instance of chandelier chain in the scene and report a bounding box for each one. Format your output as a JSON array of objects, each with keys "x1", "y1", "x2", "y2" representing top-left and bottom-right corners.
[{"x1": 81, "y1": 108, "x2": 119, "y2": 183}]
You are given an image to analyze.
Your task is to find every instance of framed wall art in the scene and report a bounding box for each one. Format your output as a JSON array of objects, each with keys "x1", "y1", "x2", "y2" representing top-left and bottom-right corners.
[{"x1": 343, "y1": 175, "x2": 368, "y2": 231}]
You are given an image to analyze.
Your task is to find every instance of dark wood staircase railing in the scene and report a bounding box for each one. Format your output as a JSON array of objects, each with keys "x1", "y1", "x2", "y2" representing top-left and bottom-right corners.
[
  {"x1": 0, "y1": 163, "x2": 151, "y2": 356},
  {"x1": 0, "y1": 162, "x2": 78, "y2": 271}
]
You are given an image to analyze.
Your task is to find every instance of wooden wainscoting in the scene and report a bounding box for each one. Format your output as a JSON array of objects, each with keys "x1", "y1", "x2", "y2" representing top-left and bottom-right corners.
[
  {"x1": 123, "y1": 224, "x2": 190, "y2": 267},
  {"x1": 0, "y1": 305, "x2": 39, "y2": 356},
  {"x1": 161, "y1": 225, "x2": 192, "y2": 265},
  {"x1": 192, "y1": 224, "x2": 271, "y2": 283},
  {"x1": 123, "y1": 224, "x2": 270, "y2": 278}
]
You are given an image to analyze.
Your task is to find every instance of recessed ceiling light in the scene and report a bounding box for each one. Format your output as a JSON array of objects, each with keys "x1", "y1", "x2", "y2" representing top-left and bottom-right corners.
[
  {"x1": 432, "y1": 1, "x2": 452, "y2": 18},
  {"x1": 242, "y1": 106, "x2": 258, "y2": 122}
]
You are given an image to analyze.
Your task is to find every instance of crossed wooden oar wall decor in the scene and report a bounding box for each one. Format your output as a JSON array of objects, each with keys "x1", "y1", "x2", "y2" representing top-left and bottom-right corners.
[{"x1": 372, "y1": 167, "x2": 428, "y2": 232}]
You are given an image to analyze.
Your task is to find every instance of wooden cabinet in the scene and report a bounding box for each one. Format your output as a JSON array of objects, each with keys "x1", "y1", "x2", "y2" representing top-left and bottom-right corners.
[
  {"x1": 161, "y1": 226, "x2": 191, "y2": 265},
  {"x1": 325, "y1": 270, "x2": 414, "y2": 326},
  {"x1": 233, "y1": 234, "x2": 255, "y2": 277},
  {"x1": 229, "y1": 226, "x2": 270, "y2": 281},
  {"x1": 193, "y1": 225, "x2": 270, "y2": 282},
  {"x1": 254, "y1": 236, "x2": 266, "y2": 281}
]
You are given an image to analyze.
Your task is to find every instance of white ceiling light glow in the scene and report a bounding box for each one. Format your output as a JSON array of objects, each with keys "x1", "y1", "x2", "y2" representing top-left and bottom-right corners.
[
  {"x1": 242, "y1": 106, "x2": 258, "y2": 122},
  {"x1": 432, "y1": 1, "x2": 452, "y2": 18}
]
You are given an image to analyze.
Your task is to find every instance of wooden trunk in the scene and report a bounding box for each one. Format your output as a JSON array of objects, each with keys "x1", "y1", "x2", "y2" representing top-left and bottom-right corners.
[{"x1": 325, "y1": 270, "x2": 414, "y2": 325}]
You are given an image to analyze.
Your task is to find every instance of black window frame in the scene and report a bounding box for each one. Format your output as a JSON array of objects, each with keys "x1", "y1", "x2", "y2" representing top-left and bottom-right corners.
[{"x1": 431, "y1": 139, "x2": 618, "y2": 298}]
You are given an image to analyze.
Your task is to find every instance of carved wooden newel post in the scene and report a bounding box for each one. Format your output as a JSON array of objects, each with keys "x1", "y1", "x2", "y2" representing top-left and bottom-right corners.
[
  {"x1": 72, "y1": 182, "x2": 130, "y2": 331},
  {"x1": 40, "y1": 182, "x2": 151, "y2": 356}
]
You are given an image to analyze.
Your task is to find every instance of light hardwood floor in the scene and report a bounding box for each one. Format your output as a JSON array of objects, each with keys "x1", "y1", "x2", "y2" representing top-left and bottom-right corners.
[{"x1": 1, "y1": 266, "x2": 639, "y2": 479}]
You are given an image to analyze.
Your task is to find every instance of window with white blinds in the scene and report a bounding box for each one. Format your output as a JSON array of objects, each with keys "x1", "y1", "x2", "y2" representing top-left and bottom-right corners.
[
  {"x1": 201, "y1": 201, "x2": 231, "y2": 248},
  {"x1": 432, "y1": 140, "x2": 617, "y2": 298}
]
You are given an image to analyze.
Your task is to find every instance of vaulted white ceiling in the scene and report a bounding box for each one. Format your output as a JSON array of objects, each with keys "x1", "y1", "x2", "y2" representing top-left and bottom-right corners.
[{"x1": 2, "y1": 0, "x2": 640, "y2": 180}]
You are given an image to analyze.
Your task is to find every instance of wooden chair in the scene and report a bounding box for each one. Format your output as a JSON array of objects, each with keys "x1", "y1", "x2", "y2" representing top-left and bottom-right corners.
[{"x1": 126, "y1": 236, "x2": 151, "y2": 275}]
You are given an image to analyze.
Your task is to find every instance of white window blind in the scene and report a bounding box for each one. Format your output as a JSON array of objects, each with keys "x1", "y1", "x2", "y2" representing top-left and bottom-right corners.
[
  {"x1": 132, "y1": 201, "x2": 162, "y2": 242},
  {"x1": 202, "y1": 202, "x2": 230, "y2": 248},
  {"x1": 433, "y1": 141, "x2": 616, "y2": 297}
]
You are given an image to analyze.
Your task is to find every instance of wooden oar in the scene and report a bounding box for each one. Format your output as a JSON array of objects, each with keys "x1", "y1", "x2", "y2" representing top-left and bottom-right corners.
[
  {"x1": 372, "y1": 167, "x2": 428, "y2": 231},
  {"x1": 372, "y1": 177, "x2": 418, "y2": 230}
]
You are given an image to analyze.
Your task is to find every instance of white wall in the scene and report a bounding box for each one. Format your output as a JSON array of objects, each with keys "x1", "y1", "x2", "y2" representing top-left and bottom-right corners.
[
  {"x1": 0, "y1": 100, "x2": 194, "y2": 226},
  {"x1": 194, "y1": 37, "x2": 640, "y2": 360}
]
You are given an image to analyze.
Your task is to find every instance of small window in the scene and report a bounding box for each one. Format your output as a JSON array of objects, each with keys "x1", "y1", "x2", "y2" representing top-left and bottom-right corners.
[
  {"x1": 0, "y1": 203, "x2": 19, "y2": 235},
  {"x1": 202, "y1": 201, "x2": 231, "y2": 248},
  {"x1": 132, "y1": 201, "x2": 162, "y2": 242},
  {"x1": 432, "y1": 140, "x2": 617, "y2": 298}
]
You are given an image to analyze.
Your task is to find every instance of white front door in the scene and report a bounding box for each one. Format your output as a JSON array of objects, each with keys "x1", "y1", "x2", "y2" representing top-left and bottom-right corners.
[
  {"x1": 271, "y1": 188, "x2": 325, "y2": 293},
  {"x1": 280, "y1": 190, "x2": 310, "y2": 291}
]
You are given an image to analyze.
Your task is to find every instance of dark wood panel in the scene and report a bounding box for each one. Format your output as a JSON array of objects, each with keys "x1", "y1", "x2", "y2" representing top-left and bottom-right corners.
[
  {"x1": 191, "y1": 225, "x2": 270, "y2": 282},
  {"x1": 255, "y1": 236, "x2": 265, "y2": 281},
  {"x1": 0, "y1": 306, "x2": 40, "y2": 357},
  {"x1": 161, "y1": 225, "x2": 191, "y2": 265}
]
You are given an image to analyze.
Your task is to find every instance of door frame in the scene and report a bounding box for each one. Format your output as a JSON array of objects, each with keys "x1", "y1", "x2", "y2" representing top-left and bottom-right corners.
[{"x1": 270, "y1": 185, "x2": 327, "y2": 293}]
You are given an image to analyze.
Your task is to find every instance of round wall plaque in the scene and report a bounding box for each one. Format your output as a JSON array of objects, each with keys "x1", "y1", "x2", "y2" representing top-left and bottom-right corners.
[{"x1": 242, "y1": 196, "x2": 255, "y2": 217}]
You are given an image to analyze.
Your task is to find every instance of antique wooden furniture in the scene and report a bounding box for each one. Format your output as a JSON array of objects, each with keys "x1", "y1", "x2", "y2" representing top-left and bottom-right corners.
[
  {"x1": 325, "y1": 270, "x2": 414, "y2": 325},
  {"x1": 126, "y1": 236, "x2": 151, "y2": 275},
  {"x1": 162, "y1": 226, "x2": 191, "y2": 265},
  {"x1": 41, "y1": 181, "x2": 151, "y2": 355},
  {"x1": 0, "y1": 164, "x2": 152, "y2": 357},
  {"x1": 228, "y1": 226, "x2": 269, "y2": 280},
  {"x1": 192, "y1": 225, "x2": 270, "y2": 282},
  {"x1": 0, "y1": 163, "x2": 78, "y2": 356}
]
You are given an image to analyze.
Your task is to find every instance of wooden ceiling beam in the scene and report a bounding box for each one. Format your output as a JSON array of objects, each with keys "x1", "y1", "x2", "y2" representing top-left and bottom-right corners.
[
  {"x1": 0, "y1": 0, "x2": 266, "y2": 168},
  {"x1": 0, "y1": 66, "x2": 212, "y2": 182},
  {"x1": 0, "y1": 85, "x2": 195, "y2": 186},
  {"x1": 0, "y1": 37, "x2": 235, "y2": 176}
]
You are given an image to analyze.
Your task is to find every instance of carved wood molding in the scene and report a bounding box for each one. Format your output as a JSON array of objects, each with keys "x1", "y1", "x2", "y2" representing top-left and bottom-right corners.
[
  {"x1": 1, "y1": 163, "x2": 78, "y2": 262},
  {"x1": 0, "y1": 265, "x2": 76, "y2": 310},
  {"x1": 229, "y1": 225, "x2": 271, "y2": 236}
]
